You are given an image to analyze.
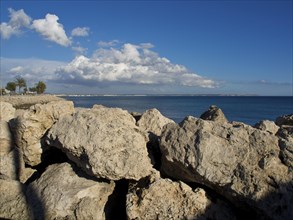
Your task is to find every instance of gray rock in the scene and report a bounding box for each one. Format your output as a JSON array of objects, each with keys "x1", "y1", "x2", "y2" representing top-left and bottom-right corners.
[
  {"x1": 126, "y1": 174, "x2": 236, "y2": 220},
  {"x1": 0, "y1": 120, "x2": 36, "y2": 183},
  {"x1": 47, "y1": 105, "x2": 153, "y2": 181},
  {"x1": 0, "y1": 120, "x2": 13, "y2": 152},
  {"x1": 0, "y1": 148, "x2": 36, "y2": 183},
  {"x1": 200, "y1": 105, "x2": 228, "y2": 123},
  {"x1": 27, "y1": 163, "x2": 115, "y2": 220},
  {"x1": 160, "y1": 116, "x2": 293, "y2": 219},
  {"x1": 275, "y1": 114, "x2": 293, "y2": 126},
  {"x1": 137, "y1": 108, "x2": 175, "y2": 139},
  {"x1": 278, "y1": 127, "x2": 293, "y2": 171},
  {"x1": 0, "y1": 179, "x2": 31, "y2": 219},
  {"x1": 10, "y1": 101, "x2": 75, "y2": 166},
  {"x1": 254, "y1": 120, "x2": 279, "y2": 135},
  {"x1": 0, "y1": 101, "x2": 15, "y2": 122}
]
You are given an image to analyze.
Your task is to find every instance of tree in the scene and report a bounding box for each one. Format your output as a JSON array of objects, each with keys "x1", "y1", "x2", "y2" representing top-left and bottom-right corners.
[
  {"x1": 15, "y1": 77, "x2": 27, "y2": 94},
  {"x1": 36, "y1": 81, "x2": 46, "y2": 94},
  {"x1": 29, "y1": 87, "x2": 37, "y2": 92},
  {"x1": 5, "y1": 81, "x2": 16, "y2": 92}
]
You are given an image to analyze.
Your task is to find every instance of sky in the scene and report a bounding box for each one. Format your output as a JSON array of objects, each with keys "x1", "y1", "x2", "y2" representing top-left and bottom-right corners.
[{"x1": 0, "y1": 0, "x2": 292, "y2": 95}]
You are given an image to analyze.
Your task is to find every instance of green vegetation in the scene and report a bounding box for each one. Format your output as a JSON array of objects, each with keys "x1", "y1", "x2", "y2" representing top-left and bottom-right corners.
[
  {"x1": 36, "y1": 81, "x2": 47, "y2": 94},
  {"x1": 5, "y1": 82, "x2": 17, "y2": 92},
  {"x1": 15, "y1": 77, "x2": 27, "y2": 93},
  {"x1": 4, "y1": 77, "x2": 47, "y2": 95}
]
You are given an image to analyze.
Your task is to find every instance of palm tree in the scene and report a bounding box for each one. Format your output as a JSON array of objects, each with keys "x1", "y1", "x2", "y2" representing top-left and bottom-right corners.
[{"x1": 15, "y1": 77, "x2": 27, "y2": 94}]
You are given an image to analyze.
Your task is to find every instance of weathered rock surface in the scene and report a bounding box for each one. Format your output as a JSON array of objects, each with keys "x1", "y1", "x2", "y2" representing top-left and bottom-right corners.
[
  {"x1": 127, "y1": 175, "x2": 236, "y2": 220},
  {"x1": 27, "y1": 163, "x2": 115, "y2": 220},
  {"x1": 160, "y1": 116, "x2": 293, "y2": 219},
  {"x1": 254, "y1": 120, "x2": 279, "y2": 134},
  {"x1": 275, "y1": 114, "x2": 293, "y2": 126},
  {"x1": 0, "y1": 148, "x2": 36, "y2": 183},
  {"x1": 47, "y1": 105, "x2": 153, "y2": 180},
  {"x1": 278, "y1": 127, "x2": 293, "y2": 171},
  {"x1": 0, "y1": 120, "x2": 13, "y2": 151},
  {"x1": 0, "y1": 101, "x2": 15, "y2": 122},
  {"x1": 0, "y1": 179, "x2": 31, "y2": 219},
  {"x1": 137, "y1": 108, "x2": 175, "y2": 138},
  {"x1": 200, "y1": 105, "x2": 228, "y2": 123},
  {"x1": 0, "y1": 120, "x2": 35, "y2": 183},
  {"x1": 10, "y1": 101, "x2": 75, "y2": 166},
  {"x1": 0, "y1": 94, "x2": 64, "y2": 109}
]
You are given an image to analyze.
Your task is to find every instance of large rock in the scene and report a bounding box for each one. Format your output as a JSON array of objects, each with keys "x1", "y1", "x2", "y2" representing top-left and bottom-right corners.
[
  {"x1": 27, "y1": 163, "x2": 115, "y2": 220},
  {"x1": 127, "y1": 174, "x2": 236, "y2": 220},
  {"x1": 200, "y1": 105, "x2": 228, "y2": 123},
  {"x1": 0, "y1": 120, "x2": 35, "y2": 183},
  {"x1": 10, "y1": 101, "x2": 75, "y2": 166},
  {"x1": 278, "y1": 127, "x2": 293, "y2": 171},
  {"x1": 47, "y1": 105, "x2": 153, "y2": 180},
  {"x1": 0, "y1": 101, "x2": 15, "y2": 122},
  {"x1": 137, "y1": 108, "x2": 175, "y2": 138},
  {"x1": 160, "y1": 116, "x2": 293, "y2": 219},
  {"x1": 275, "y1": 114, "x2": 293, "y2": 126},
  {"x1": 0, "y1": 179, "x2": 31, "y2": 219},
  {"x1": 254, "y1": 120, "x2": 279, "y2": 135},
  {"x1": 0, "y1": 120, "x2": 13, "y2": 152}
]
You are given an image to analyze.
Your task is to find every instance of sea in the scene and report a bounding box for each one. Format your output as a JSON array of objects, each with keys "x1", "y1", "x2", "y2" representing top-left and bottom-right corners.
[{"x1": 61, "y1": 95, "x2": 293, "y2": 126}]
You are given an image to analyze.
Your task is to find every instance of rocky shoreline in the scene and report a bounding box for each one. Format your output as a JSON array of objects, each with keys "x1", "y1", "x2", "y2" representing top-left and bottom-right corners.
[
  {"x1": 0, "y1": 95, "x2": 64, "y2": 109},
  {"x1": 0, "y1": 100, "x2": 292, "y2": 220}
]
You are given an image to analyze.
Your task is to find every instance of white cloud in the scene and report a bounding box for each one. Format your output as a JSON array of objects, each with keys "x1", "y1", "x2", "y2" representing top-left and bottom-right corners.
[
  {"x1": 55, "y1": 43, "x2": 217, "y2": 88},
  {"x1": 71, "y1": 27, "x2": 89, "y2": 37},
  {"x1": 0, "y1": 8, "x2": 31, "y2": 39},
  {"x1": 72, "y1": 46, "x2": 88, "y2": 55},
  {"x1": 8, "y1": 66, "x2": 24, "y2": 74},
  {"x1": 1, "y1": 57, "x2": 66, "y2": 82},
  {"x1": 32, "y1": 14, "x2": 71, "y2": 46},
  {"x1": 8, "y1": 8, "x2": 31, "y2": 28},
  {"x1": 97, "y1": 40, "x2": 120, "y2": 47},
  {"x1": 139, "y1": 43, "x2": 154, "y2": 49}
]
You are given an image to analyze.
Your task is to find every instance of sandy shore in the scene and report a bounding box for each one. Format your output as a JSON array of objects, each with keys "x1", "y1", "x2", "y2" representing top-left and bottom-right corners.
[{"x1": 0, "y1": 95, "x2": 64, "y2": 109}]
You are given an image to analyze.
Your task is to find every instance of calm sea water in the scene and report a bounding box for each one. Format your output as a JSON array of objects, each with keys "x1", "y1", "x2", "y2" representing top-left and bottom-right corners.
[{"x1": 61, "y1": 96, "x2": 293, "y2": 125}]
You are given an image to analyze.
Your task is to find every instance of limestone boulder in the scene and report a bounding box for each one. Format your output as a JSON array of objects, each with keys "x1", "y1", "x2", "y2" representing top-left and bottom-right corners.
[
  {"x1": 275, "y1": 114, "x2": 293, "y2": 126},
  {"x1": 278, "y1": 127, "x2": 293, "y2": 171},
  {"x1": 0, "y1": 120, "x2": 13, "y2": 152},
  {"x1": 47, "y1": 105, "x2": 153, "y2": 180},
  {"x1": 127, "y1": 175, "x2": 236, "y2": 220},
  {"x1": 160, "y1": 116, "x2": 293, "y2": 219},
  {"x1": 10, "y1": 101, "x2": 75, "y2": 166},
  {"x1": 254, "y1": 120, "x2": 279, "y2": 134},
  {"x1": 200, "y1": 105, "x2": 228, "y2": 123},
  {"x1": 0, "y1": 120, "x2": 35, "y2": 183},
  {"x1": 137, "y1": 108, "x2": 175, "y2": 140},
  {"x1": 0, "y1": 179, "x2": 31, "y2": 219},
  {"x1": 0, "y1": 101, "x2": 15, "y2": 122},
  {"x1": 0, "y1": 148, "x2": 36, "y2": 183},
  {"x1": 27, "y1": 162, "x2": 115, "y2": 220}
]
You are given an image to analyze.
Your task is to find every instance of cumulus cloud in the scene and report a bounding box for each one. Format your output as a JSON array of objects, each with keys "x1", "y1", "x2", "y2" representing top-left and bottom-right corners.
[
  {"x1": 0, "y1": 8, "x2": 31, "y2": 39},
  {"x1": 71, "y1": 27, "x2": 89, "y2": 37},
  {"x1": 1, "y1": 57, "x2": 66, "y2": 82},
  {"x1": 97, "y1": 40, "x2": 120, "y2": 47},
  {"x1": 55, "y1": 43, "x2": 217, "y2": 88},
  {"x1": 32, "y1": 14, "x2": 71, "y2": 46},
  {"x1": 8, "y1": 66, "x2": 24, "y2": 74},
  {"x1": 72, "y1": 46, "x2": 88, "y2": 55}
]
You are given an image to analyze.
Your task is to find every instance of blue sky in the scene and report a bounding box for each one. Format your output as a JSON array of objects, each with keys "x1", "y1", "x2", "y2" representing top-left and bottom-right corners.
[{"x1": 0, "y1": 0, "x2": 292, "y2": 95}]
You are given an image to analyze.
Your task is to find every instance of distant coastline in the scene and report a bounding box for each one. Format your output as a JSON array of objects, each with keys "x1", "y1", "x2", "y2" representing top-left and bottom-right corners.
[{"x1": 56, "y1": 94, "x2": 262, "y2": 97}]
